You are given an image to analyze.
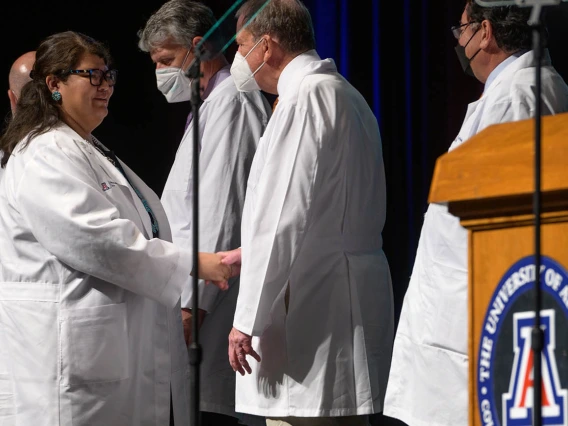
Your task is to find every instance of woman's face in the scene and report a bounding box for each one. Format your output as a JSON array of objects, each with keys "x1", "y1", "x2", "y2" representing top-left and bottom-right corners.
[{"x1": 58, "y1": 53, "x2": 114, "y2": 136}]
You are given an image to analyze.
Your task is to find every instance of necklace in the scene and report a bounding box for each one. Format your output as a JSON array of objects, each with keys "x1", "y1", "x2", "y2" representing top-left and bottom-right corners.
[{"x1": 91, "y1": 138, "x2": 116, "y2": 166}]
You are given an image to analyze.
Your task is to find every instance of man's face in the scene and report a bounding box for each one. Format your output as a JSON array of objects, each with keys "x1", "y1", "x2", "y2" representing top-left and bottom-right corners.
[
  {"x1": 235, "y1": 27, "x2": 266, "y2": 76},
  {"x1": 458, "y1": 9, "x2": 480, "y2": 51},
  {"x1": 150, "y1": 39, "x2": 192, "y2": 71}
]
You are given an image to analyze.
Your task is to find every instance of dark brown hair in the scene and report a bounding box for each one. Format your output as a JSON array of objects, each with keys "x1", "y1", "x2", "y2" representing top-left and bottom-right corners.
[
  {"x1": 0, "y1": 31, "x2": 112, "y2": 167},
  {"x1": 465, "y1": 0, "x2": 540, "y2": 53}
]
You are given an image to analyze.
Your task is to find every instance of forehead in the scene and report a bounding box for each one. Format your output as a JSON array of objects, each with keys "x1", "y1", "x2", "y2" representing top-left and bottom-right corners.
[
  {"x1": 460, "y1": 9, "x2": 469, "y2": 24},
  {"x1": 150, "y1": 40, "x2": 186, "y2": 62},
  {"x1": 236, "y1": 29, "x2": 255, "y2": 45},
  {"x1": 75, "y1": 53, "x2": 107, "y2": 70}
]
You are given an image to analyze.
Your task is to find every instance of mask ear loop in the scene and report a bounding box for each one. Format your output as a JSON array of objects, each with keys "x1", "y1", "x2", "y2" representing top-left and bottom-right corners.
[
  {"x1": 181, "y1": 49, "x2": 191, "y2": 68},
  {"x1": 179, "y1": 48, "x2": 194, "y2": 88},
  {"x1": 243, "y1": 37, "x2": 266, "y2": 60},
  {"x1": 245, "y1": 38, "x2": 267, "y2": 76}
]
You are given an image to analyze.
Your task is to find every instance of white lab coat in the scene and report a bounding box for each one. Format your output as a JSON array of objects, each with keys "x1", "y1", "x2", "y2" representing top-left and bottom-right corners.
[
  {"x1": 233, "y1": 50, "x2": 394, "y2": 417},
  {"x1": 0, "y1": 124, "x2": 193, "y2": 426},
  {"x1": 383, "y1": 50, "x2": 568, "y2": 426},
  {"x1": 161, "y1": 74, "x2": 271, "y2": 416}
]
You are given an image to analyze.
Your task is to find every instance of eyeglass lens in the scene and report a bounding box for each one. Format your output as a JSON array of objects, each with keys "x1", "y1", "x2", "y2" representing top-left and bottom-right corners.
[{"x1": 90, "y1": 69, "x2": 117, "y2": 86}]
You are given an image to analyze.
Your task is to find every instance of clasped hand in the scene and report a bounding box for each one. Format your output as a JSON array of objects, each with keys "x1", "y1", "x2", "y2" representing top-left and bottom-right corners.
[{"x1": 198, "y1": 248, "x2": 241, "y2": 290}]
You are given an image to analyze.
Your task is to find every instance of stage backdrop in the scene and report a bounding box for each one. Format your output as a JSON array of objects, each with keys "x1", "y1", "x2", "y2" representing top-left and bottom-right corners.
[{"x1": 2, "y1": 0, "x2": 568, "y2": 369}]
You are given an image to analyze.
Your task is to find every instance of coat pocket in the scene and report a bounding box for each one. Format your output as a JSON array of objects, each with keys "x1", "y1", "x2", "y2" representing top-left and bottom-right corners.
[{"x1": 60, "y1": 303, "x2": 129, "y2": 385}]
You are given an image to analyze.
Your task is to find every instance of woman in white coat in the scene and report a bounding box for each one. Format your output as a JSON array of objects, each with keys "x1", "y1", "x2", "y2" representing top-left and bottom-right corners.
[{"x1": 0, "y1": 31, "x2": 229, "y2": 426}]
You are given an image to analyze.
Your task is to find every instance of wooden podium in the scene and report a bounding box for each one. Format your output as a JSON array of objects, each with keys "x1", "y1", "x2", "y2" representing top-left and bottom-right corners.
[{"x1": 429, "y1": 112, "x2": 568, "y2": 426}]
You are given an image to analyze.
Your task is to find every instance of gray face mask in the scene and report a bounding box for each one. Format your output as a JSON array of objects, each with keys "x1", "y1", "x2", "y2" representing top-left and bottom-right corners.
[
  {"x1": 155, "y1": 50, "x2": 194, "y2": 103},
  {"x1": 454, "y1": 27, "x2": 481, "y2": 78}
]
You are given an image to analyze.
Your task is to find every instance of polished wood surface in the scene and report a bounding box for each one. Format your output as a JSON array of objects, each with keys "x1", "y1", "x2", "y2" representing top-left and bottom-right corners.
[
  {"x1": 429, "y1": 112, "x2": 568, "y2": 205},
  {"x1": 426, "y1": 112, "x2": 568, "y2": 426},
  {"x1": 468, "y1": 221, "x2": 568, "y2": 426}
]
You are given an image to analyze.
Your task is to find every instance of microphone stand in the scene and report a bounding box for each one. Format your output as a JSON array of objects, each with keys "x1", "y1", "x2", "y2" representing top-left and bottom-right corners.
[
  {"x1": 528, "y1": 4, "x2": 545, "y2": 426},
  {"x1": 187, "y1": 51, "x2": 203, "y2": 426},
  {"x1": 476, "y1": 3, "x2": 560, "y2": 425}
]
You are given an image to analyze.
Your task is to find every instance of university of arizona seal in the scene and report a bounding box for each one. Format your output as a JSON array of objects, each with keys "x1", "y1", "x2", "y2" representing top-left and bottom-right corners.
[{"x1": 477, "y1": 255, "x2": 568, "y2": 426}]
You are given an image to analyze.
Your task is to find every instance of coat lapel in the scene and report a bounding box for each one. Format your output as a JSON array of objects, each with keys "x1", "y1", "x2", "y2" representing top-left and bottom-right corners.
[
  {"x1": 119, "y1": 160, "x2": 173, "y2": 242},
  {"x1": 88, "y1": 143, "x2": 154, "y2": 240}
]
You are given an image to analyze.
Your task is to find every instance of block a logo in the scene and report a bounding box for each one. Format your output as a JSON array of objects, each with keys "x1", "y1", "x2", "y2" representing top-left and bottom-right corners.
[
  {"x1": 476, "y1": 256, "x2": 568, "y2": 426},
  {"x1": 503, "y1": 310, "x2": 567, "y2": 425}
]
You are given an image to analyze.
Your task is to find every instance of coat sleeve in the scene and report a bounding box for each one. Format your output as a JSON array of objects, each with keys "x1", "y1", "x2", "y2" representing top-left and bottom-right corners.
[
  {"x1": 15, "y1": 136, "x2": 191, "y2": 308},
  {"x1": 181, "y1": 94, "x2": 269, "y2": 312},
  {"x1": 233, "y1": 102, "x2": 323, "y2": 336}
]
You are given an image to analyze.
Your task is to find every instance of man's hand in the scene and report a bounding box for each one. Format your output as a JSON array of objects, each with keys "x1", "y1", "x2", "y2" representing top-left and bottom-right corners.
[
  {"x1": 181, "y1": 308, "x2": 207, "y2": 345},
  {"x1": 219, "y1": 248, "x2": 242, "y2": 276},
  {"x1": 210, "y1": 248, "x2": 242, "y2": 289},
  {"x1": 228, "y1": 326, "x2": 261, "y2": 375},
  {"x1": 195, "y1": 252, "x2": 231, "y2": 290}
]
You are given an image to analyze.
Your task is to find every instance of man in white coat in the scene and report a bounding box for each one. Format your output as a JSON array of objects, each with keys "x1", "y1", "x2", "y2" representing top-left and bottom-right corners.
[
  {"x1": 0, "y1": 51, "x2": 35, "y2": 183},
  {"x1": 138, "y1": 1, "x2": 272, "y2": 424},
  {"x1": 383, "y1": 2, "x2": 568, "y2": 426},
  {"x1": 220, "y1": 1, "x2": 394, "y2": 425}
]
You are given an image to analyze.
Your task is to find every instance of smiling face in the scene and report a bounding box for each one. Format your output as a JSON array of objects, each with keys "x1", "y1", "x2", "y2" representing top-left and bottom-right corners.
[{"x1": 54, "y1": 53, "x2": 114, "y2": 136}]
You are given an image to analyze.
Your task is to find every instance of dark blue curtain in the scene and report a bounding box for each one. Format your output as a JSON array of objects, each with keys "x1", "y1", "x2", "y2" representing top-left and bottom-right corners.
[
  {"x1": 298, "y1": 0, "x2": 568, "y2": 326},
  {"x1": 302, "y1": 0, "x2": 482, "y2": 321},
  {"x1": 3, "y1": 0, "x2": 568, "y2": 330}
]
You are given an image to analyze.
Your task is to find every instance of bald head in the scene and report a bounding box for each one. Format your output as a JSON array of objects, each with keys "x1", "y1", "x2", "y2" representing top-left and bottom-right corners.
[
  {"x1": 8, "y1": 51, "x2": 36, "y2": 113},
  {"x1": 9, "y1": 51, "x2": 35, "y2": 97}
]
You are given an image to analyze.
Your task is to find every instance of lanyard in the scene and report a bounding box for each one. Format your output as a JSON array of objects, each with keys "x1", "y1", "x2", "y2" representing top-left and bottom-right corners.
[{"x1": 93, "y1": 142, "x2": 159, "y2": 239}]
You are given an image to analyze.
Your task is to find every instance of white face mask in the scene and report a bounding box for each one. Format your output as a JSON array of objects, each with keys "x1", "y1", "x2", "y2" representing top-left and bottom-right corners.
[
  {"x1": 230, "y1": 38, "x2": 266, "y2": 92},
  {"x1": 155, "y1": 50, "x2": 194, "y2": 103}
]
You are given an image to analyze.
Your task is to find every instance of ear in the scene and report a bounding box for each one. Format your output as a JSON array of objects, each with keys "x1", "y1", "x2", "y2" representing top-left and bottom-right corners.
[
  {"x1": 479, "y1": 19, "x2": 493, "y2": 50},
  {"x1": 7, "y1": 89, "x2": 17, "y2": 113},
  {"x1": 45, "y1": 75, "x2": 60, "y2": 95},
  {"x1": 192, "y1": 36, "x2": 203, "y2": 50},
  {"x1": 192, "y1": 36, "x2": 212, "y2": 59},
  {"x1": 262, "y1": 36, "x2": 272, "y2": 63}
]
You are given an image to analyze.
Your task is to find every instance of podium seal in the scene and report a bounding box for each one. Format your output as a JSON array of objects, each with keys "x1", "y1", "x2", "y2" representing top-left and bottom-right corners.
[{"x1": 477, "y1": 255, "x2": 568, "y2": 426}]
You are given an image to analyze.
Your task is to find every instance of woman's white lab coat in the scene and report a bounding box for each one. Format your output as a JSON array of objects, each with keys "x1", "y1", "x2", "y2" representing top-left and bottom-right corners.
[
  {"x1": 0, "y1": 124, "x2": 192, "y2": 426},
  {"x1": 383, "y1": 50, "x2": 568, "y2": 426}
]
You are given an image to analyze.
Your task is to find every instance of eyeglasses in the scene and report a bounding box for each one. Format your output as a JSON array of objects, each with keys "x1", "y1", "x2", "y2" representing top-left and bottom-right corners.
[
  {"x1": 66, "y1": 69, "x2": 118, "y2": 87},
  {"x1": 451, "y1": 22, "x2": 474, "y2": 40}
]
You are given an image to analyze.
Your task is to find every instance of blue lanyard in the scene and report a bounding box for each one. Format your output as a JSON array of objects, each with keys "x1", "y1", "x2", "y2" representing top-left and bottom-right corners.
[{"x1": 94, "y1": 143, "x2": 159, "y2": 238}]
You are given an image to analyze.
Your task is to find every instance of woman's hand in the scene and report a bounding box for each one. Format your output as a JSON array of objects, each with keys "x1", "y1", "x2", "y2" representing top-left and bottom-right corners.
[{"x1": 194, "y1": 252, "x2": 231, "y2": 290}]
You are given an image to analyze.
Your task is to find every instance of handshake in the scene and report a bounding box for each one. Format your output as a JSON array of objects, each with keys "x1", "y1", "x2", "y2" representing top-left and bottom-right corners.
[{"x1": 198, "y1": 248, "x2": 242, "y2": 290}]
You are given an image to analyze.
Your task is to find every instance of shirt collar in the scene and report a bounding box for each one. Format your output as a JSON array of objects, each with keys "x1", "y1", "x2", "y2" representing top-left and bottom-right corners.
[
  {"x1": 484, "y1": 50, "x2": 527, "y2": 93},
  {"x1": 276, "y1": 49, "x2": 321, "y2": 97},
  {"x1": 203, "y1": 64, "x2": 231, "y2": 100}
]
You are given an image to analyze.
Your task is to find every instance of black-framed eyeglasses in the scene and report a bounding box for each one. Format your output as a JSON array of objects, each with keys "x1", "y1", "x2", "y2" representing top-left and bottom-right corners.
[
  {"x1": 66, "y1": 69, "x2": 118, "y2": 87},
  {"x1": 451, "y1": 22, "x2": 474, "y2": 40}
]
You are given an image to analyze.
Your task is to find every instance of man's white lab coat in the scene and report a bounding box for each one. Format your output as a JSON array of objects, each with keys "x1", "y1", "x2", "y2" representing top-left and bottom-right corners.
[
  {"x1": 161, "y1": 73, "x2": 271, "y2": 416},
  {"x1": 233, "y1": 51, "x2": 394, "y2": 417},
  {"x1": 383, "y1": 50, "x2": 568, "y2": 426}
]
